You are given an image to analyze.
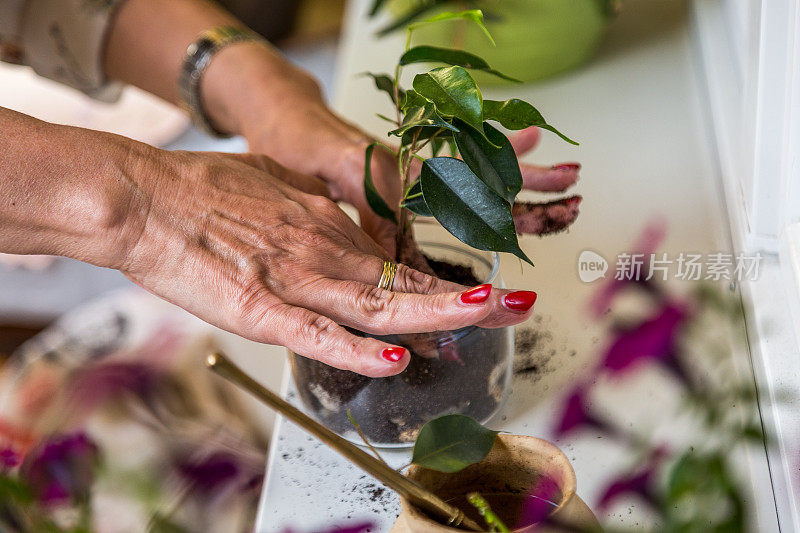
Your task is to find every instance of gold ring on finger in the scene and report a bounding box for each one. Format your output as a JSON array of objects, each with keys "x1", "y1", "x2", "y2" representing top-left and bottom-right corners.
[{"x1": 377, "y1": 261, "x2": 398, "y2": 291}]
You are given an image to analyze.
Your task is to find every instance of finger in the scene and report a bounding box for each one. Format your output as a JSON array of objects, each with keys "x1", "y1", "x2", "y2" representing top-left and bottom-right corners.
[
  {"x1": 323, "y1": 253, "x2": 463, "y2": 294},
  {"x1": 510, "y1": 127, "x2": 541, "y2": 155},
  {"x1": 288, "y1": 278, "x2": 533, "y2": 335},
  {"x1": 513, "y1": 196, "x2": 582, "y2": 235},
  {"x1": 316, "y1": 251, "x2": 538, "y2": 329},
  {"x1": 219, "y1": 152, "x2": 332, "y2": 197},
  {"x1": 250, "y1": 303, "x2": 410, "y2": 377},
  {"x1": 520, "y1": 162, "x2": 581, "y2": 192}
]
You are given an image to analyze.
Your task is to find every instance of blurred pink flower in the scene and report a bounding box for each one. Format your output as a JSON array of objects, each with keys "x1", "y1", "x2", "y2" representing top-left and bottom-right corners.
[
  {"x1": 0, "y1": 447, "x2": 20, "y2": 469},
  {"x1": 280, "y1": 523, "x2": 374, "y2": 533},
  {"x1": 20, "y1": 432, "x2": 99, "y2": 506}
]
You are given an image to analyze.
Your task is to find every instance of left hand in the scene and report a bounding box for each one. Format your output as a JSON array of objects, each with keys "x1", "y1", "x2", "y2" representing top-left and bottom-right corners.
[{"x1": 207, "y1": 43, "x2": 582, "y2": 255}]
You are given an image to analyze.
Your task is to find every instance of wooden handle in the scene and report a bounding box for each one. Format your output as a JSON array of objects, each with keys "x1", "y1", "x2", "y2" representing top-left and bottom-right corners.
[{"x1": 205, "y1": 352, "x2": 482, "y2": 531}]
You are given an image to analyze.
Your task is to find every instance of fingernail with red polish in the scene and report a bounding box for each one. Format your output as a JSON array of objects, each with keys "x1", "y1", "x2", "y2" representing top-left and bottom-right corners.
[
  {"x1": 503, "y1": 291, "x2": 537, "y2": 311},
  {"x1": 381, "y1": 346, "x2": 406, "y2": 363},
  {"x1": 552, "y1": 163, "x2": 581, "y2": 171},
  {"x1": 459, "y1": 284, "x2": 493, "y2": 305},
  {"x1": 565, "y1": 196, "x2": 582, "y2": 208}
]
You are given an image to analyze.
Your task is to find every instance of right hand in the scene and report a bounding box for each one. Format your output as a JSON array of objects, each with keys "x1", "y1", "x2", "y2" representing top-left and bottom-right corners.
[{"x1": 116, "y1": 148, "x2": 538, "y2": 377}]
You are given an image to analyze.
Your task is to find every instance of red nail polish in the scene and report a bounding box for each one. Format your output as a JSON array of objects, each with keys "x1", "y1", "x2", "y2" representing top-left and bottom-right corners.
[
  {"x1": 552, "y1": 163, "x2": 581, "y2": 171},
  {"x1": 503, "y1": 291, "x2": 537, "y2": 311},
  {"x1": 459, "y1": 284, "x2": 493, "y2": 304},
  {"x1": 381, "y1": 346, "x2": 406, "y2": 363}
]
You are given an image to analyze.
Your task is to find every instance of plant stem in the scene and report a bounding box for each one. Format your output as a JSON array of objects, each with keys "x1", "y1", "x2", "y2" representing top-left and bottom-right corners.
[{"x1": 467, "y1": 492, "x2": 510, "y2": 533}]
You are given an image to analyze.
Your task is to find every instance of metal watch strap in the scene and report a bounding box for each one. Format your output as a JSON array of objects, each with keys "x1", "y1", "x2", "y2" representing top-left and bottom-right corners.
[{"x1": 179, "y1": 26, "x2": 262, "y2": 138}]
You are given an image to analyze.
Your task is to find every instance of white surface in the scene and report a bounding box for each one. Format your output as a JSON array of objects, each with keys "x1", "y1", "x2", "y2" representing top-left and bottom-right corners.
[
  {"x1": 257, "y1": 1, "x2": 779, "y2": 531},
  {"x1": 0, "y1": 63, "x2": 189, "y2": 146}
]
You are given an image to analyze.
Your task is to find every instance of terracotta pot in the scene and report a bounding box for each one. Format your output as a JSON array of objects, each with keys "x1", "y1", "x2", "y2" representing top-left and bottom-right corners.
[{"x1": 391, "y1": 435, "x2": 600, "y2": 532}]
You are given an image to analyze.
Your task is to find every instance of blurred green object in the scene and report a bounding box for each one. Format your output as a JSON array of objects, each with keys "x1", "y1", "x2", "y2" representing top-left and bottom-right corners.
[{"x1": 386, "y1": 0, "x2": 612, "y2": 84}]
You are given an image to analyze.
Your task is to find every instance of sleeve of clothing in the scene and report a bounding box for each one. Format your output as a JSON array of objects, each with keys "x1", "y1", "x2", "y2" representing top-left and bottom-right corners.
[{"x1": 0, "y1": 0, "x2": 126, "y2": 102}]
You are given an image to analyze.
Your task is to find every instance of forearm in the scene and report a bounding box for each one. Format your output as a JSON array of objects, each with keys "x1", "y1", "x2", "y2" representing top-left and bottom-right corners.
[
  {"x1": 103, "y1": 0, "x2": 323, "y2": 136},
  {"x1": 0, "y1": 107, "x2": 148, "y2": 268}
]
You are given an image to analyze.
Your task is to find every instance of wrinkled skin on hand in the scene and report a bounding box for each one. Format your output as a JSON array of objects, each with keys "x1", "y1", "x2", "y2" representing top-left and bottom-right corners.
[
  {"x1": 243, "y1": 84, "x2": 582, "y2": 268},
  {"x1": 118, "y1": 149, "x2": 536, "y2": 377}
]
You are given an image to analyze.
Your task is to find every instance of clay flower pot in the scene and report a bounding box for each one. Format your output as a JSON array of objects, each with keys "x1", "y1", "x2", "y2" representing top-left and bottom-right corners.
[
  {"x1": 291, "y1": 233, "x2": 514, "y2": 447},
  {"x1": 391, "y1": 435, "x2": 599, "y2": 532}
]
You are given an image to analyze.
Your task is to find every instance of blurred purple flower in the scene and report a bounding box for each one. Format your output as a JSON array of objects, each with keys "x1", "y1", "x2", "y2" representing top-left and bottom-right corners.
[
  {"x1": 554, "y1": 386, "x2": 610, "y2": 438},
  {"x1": 0, "y1": 447, "x2": 20, "y2": 469},
  {"x1": 178, "y1": 451, "x2": 240, "y2": 496},
  {"x1": 20, "y1": 432, "x2": 99, "y2": 506},
  {"x1": 280, "y1": 523, "x2": 374, "y2": 533},
  {"x1": 177, "y1": 450, "x2": 265, "y2": 499},
  {"x1": 68, "y1": 361, "x2": 160, "y2": 412},
  {"x1": 598, "y1": 447, "x2": 667, "y2": 510},
  {"x1": 603, "y1": 302, "x2": 690, "y2": 381},
  {"x1": 517, "y1": 474, "x2": 562, "y2": 527},
  {"x1": 589, "y1": 219, "x2": 667, "y2": 318}
]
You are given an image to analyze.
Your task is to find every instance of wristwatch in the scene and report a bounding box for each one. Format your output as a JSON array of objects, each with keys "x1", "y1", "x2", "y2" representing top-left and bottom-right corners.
[{"x1": 179, "y1": 25, "x2": 263, "y2": 137}]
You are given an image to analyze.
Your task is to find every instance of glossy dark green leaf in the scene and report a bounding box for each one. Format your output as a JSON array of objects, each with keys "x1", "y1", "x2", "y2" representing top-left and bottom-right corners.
[
  {"x1": 408, "y1": 10, "x2": 495, "y2": 46},
  {"x1": 400, "y1": 46, "x2": 519, "y2": 82},
  {"x1": 402, "y1": 180, "x2": 432, "y2": 217},
  {"x1": 483, "y1": 99, "x2": 579, "y2": 145},
  {"x1": 401, "y1": 124, "x2": 453, "y2": 148},
  {"x1": 376, "y1": 0, "x2": 450, "y2": 36},
  {"x1": 453, "y1": 119, "x2": 522, "y2": 204},
  {"x1": 363, "y1": 72, "x2": 404, "y2": 104},
  {"x1": 364, "y1": 143, "x2": 397, "y2": 224},
  {"x1": 420, "y1": 157, "x2": 532, "y2": 264},
  {"x1": 413, "y1": 67, "x2": 483, "y2": 132},
  {"x1": 411, "y1": 414, "x2": 499, "y2": 473},
  {"x1": 400, "y1": 89, "x2": 431, "y2": 112},
  {"x1": 390, "y1": 102, "x2": 460, "y2": 137}
]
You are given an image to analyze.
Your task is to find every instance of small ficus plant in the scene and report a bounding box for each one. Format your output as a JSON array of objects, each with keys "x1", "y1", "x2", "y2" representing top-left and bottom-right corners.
[{"x1": 363, "y1": 6, "x2": 578, "y2": 265}]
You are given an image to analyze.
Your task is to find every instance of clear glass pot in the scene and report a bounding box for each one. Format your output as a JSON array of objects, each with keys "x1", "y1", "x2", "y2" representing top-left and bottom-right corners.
[{"x1": 290, "y1": 238, "x2": 514, "y2": 448}]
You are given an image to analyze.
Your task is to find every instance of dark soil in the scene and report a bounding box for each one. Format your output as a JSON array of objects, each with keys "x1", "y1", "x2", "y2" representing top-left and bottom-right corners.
[{"x1": 291, "y1": 255, "x2": 510, "y2": 444}]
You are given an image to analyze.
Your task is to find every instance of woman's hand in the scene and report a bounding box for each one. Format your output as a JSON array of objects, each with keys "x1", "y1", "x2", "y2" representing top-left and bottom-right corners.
[
  {"x1": 117, "y1": 147, "x2": 537, "y2": 377},
  {"x1": 205, "y1": 44, "x2": 582, "y2": 254}
]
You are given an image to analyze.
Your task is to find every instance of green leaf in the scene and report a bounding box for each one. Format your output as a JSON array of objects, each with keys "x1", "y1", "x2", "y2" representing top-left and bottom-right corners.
[
  {"x1": 368, "y1": 0, "x2": 388, "y2": 17},
  {"x1": 402, "y1": 180, "x2": 432, "y2": 217},
  {"x1": 413, "y1": 67, "x2": 483, "y2": 132},
  {"x1": 400, "y1": 89, "x2": 431, "y2": 112},
  {"x1": 400, "y1": 46, "x2": 519, "y2": 82},
  {"x1": 420, "y1": 157, "x2": 532, "y2": 264},
  {"x1": 390, "y1": 102, "x2": 460, "y2": 137},
  {"x1": 408, "y1": 10, "x2": 496, "y2": 46},
  {"x1": 666, "y1": 452, "x2": 745, "y2": 532},
  {"x1": 411, "y1": 414, "x2": 499, "y2": 473},
  {"x1": 364, "y1": 143, "x2": 398, "y2": 224},
  {"x1": 363, "y1": 72, "x2": 404, "y2": 105},
  {"x1": 483, "y1": 99, "x2": 579, "y2": 145},
  {"x1": 376, "y1": 0, "x2": 451, "y2": 36},
  {"x1": 453, "y1": 119, "x2": 522, "y2": 204}
]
